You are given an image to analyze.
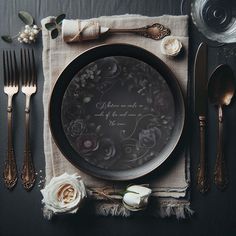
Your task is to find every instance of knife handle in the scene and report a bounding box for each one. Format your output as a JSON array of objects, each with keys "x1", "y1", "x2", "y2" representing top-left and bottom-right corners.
[{"x1": 197, "y1": 116, "x2": 209, "y2": 193}]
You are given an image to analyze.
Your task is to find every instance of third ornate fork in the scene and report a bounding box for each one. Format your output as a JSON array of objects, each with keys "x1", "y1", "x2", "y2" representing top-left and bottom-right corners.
[{"x1": 20, "y1": 49, "x2": 37, "y2": 191}]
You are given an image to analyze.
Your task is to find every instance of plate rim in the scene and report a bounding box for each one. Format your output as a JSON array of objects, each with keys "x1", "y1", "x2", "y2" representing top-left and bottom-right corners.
[{"x1": 49, "y1": 43, "x2": 185, "y2": 181}]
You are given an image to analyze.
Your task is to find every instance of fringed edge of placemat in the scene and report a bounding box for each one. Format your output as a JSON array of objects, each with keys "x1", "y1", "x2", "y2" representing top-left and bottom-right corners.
[{"x1": 93, "y1": 200, "x2": 194, "y2": 219}]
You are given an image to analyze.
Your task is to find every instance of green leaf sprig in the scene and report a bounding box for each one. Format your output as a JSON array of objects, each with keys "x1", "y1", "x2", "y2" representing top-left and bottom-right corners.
[
  {"x1": 18, "y1": 11, "x2": 34, "y2": 25},
  {"x1": 1, "y1": 35, "x2": 13, "y2": 43},
  {"x1": 1, "y1": 11, "x2": 36, "y2": 43},
  {"x1": 45, "y1": 14, "x2": 66, "y2": 39}
]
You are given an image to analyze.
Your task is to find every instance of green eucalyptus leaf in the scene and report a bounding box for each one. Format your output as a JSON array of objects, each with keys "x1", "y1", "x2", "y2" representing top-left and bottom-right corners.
[
  {"x1": 45, "y1": 22, "x2": 56, "y2": 30},
  {"x1": 18, "y1": 11, "x2": 34, "y2": 25},
  {"x1": 51, "y1": 28, "x2": 59, "y2": 39},
  {"x1": 56, "y1": 14, "x2": 66, "y2": 25},
  {"x1": 1, "y1": 35, "x2": 13, "y2": 43}
]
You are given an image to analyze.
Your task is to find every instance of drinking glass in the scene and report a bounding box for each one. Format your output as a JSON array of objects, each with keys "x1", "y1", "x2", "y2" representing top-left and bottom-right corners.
[{"x1": 191, "y1": 0, "x2": 236, "y2": 43}]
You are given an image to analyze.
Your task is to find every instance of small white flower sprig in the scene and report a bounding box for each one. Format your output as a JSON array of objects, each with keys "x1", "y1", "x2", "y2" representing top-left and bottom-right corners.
[
  {"x1": 1, "y1": 11, "x2": 40, "y2": 44},
  {"x1": 1, "y1": 11, "x2": 66, "y2": 44},
  {"x1": 18, "y1": 24, "x2": 40, "y2": 44}
]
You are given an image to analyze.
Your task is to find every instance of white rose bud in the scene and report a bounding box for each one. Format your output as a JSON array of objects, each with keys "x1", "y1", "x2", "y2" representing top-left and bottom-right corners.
[
  {"x1": 33, "y1": 24, "x2": 38, "y2": 29},
  {"x1": 29, "y1": 36, "x2": 35, "y2": 41},
  {"x1": 25, "y1": 25, "x2": 30, "y2": 29},
  {"x1": 122, "y1": 185, "x2": 152, "y2": 211},
  {"x1": 160, "y1": 36, "x2": 182, "y2": 57},
  {"x1": 41, "y1": 173, "x2": 87, "y2": 220}
]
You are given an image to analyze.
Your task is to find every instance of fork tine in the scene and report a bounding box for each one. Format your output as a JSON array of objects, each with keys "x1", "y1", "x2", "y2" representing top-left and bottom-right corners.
[
  {"x1": 21, "y1": 49, "x2": 26, "y2": 86},
  {"x1": 31, "y1": 49, "x2": 36, "y2": 86},
  {"x1": 25, "y1": 49, "x2": 30, "y2": 86},
  {"x1": 23, "y1": 49, "x2": 28, "y2": 86},
  {"x1": 20, "y1": 48, "x2": 37, "y2": 87},
  {"x1": 20, "y1": 49, "x2": 23, "y2": 85},
  {"x1": 6, "y1": 51, "x2": 11, "y2": 86},
  {"x1": 9, "y1": 51, "x2": 14, "y2": 86},
  {"x1": 27, "y1": 49, "x2": 32, "y2": 86},
  {"x1": 13, "y1": 51, "x2": 18, "y2": 87},
  {"x1": 3, "y1": 50, "x2": 18, "y2": 87},
  {"x1": 3, "y1": 50, "x2": 7, "y2": 86}
]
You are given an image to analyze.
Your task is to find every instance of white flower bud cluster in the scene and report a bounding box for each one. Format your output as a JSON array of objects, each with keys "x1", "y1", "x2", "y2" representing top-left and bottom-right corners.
[{"x1": 18, "y1": 25, "x2": 40, "y2": 44}]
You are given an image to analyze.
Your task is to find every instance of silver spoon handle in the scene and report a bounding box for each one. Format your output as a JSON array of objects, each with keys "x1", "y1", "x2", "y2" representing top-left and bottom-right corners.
[
  {"x1": 214, "y1": 106, "x2": 228, "y2": 190},
  {"x1": 107, "y1": 23, "x2": 171, "y2": 40}
]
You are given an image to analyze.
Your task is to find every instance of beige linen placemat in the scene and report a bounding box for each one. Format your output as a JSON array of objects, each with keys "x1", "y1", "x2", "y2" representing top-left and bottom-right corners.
[{"x1": 41, "y1": 14, "x2": 193, "y2": 218}]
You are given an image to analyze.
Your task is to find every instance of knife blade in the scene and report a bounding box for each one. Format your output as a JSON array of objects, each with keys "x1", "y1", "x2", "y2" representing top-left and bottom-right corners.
[
  {"x1": 195, "y1": 43, "x2": 208, "y2": 115},
  {"x1": 194, "y1": 42, "x2": 209, "y2": 193}
]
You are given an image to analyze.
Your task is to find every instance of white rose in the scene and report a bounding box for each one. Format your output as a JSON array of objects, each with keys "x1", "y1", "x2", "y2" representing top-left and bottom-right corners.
[
  {"x1": 160, "y1": 36, "x2": 182, "y2": 57},
  {"x1": 122, "y1": 185, "x2": 152, "y2": 211},
  {"x1": 41, "y1": 173, "x2": 86, "y2": 219}
]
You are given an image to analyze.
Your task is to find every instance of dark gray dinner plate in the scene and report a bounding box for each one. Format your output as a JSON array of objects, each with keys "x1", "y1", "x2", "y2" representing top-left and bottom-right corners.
[{"x1": 49, "y1": 43, "x2": 185, "y2": 180}]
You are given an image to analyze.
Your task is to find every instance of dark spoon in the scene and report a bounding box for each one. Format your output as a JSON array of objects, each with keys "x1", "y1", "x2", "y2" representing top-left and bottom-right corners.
[{"x1": 208, "y1": 64, "x2": 235, "y2": 190}]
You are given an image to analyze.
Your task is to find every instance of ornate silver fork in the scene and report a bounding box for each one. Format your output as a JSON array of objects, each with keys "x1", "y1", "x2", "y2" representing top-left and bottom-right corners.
[
  {"x1": 3, "y1": 50, "x2": 18, "y2": 190},
  {"x1": 20, "y1": 49, "x2": 37, "y2": 191}
]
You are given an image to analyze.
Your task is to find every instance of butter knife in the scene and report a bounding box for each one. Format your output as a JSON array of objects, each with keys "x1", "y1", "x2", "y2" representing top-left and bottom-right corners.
[{"x1": 194, "y1": 42, "x2": 209, "y2": 193}]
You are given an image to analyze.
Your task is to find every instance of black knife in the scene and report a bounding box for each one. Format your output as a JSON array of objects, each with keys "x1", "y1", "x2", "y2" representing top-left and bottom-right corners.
[{"x1": 194, "y1": 42, "x2": 209, "y2": 193}]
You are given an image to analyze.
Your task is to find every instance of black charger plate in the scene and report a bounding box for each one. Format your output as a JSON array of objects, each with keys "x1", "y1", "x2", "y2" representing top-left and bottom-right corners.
[{"x1": 49, "y1": 44, "x2": 185, "y2": 180}]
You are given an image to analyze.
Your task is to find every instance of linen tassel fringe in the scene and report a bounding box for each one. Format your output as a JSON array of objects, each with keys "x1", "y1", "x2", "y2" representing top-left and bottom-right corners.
[
  {"x1": 158, "y1": 203, "x2": 194, "y2": 219},
  {"x1": 94, "y1": 202, "x2": 194, "y2": 219},
  {"x1": 95, "y1": 203, "x2": 131, "y2": 217}
]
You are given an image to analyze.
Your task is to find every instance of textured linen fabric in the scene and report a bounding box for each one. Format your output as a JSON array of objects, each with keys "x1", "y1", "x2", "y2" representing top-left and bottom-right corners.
[{"x1": 41, "y1": 14, "x2": 192, "y2": 218}]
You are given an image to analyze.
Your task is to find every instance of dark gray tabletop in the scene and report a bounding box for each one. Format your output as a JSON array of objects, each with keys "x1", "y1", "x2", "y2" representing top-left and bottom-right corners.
[{"x1": 0, "y1": 0, "x2": 236, "y2": 236}]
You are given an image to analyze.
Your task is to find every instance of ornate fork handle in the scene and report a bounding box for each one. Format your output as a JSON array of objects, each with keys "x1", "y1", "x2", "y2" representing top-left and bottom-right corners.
[
  {"x1": 21, "y1": 100, "x2": 35, "y2": 191},
  {"x1": 4, "y1": 106, "x2": 18, "y2": 189}
]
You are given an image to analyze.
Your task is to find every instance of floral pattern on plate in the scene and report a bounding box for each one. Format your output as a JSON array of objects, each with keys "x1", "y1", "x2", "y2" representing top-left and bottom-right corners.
[{"x1": 61, "y1": 56, "x2": 175, "y2": 170}]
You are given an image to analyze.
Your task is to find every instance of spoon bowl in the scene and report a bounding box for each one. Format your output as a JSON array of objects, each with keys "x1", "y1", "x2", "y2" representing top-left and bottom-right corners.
[{"x1": 208, "y1": 64, "x2": 235, "y2": 106}]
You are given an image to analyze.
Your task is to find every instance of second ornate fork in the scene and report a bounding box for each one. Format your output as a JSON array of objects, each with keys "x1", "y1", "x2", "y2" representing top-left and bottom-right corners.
[
  {"x1": 20, "y1": 49, "x2": 37, "y2": 191},
  {"x1": 3, "y1": 50, "x2": 18, "y2": 190}
]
